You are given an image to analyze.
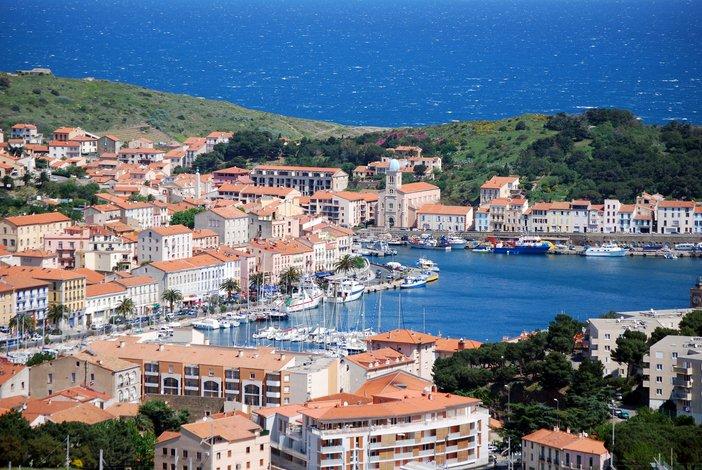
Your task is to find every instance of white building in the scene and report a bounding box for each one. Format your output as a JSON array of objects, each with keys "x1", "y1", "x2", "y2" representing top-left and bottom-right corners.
[
  {"x1": 416, "y1": 204, "x2": 473, "y2": 231},
  {"x1": 656, "y1": 200, "x2": 696, "y2": 234},
  {"x1": 137, "y1": 225, "x2": 193, "y2": 263},
  {"x1": 251, "y1": 164, "x2": 348, "y2": 196},
  {"x1": 85, "y1": 282, "x2": 128, "y2": 326},
  {"x1": 194, "y1": 206, "x2": 249, "y2": 247}
]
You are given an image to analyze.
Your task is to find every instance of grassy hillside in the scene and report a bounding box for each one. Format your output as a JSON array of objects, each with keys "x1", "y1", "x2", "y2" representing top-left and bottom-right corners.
[{"x1": 0, "y1": 74, "x2": 374, "y2": 141}]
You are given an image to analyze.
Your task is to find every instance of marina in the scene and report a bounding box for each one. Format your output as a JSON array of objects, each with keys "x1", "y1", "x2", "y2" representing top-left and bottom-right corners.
[{"x1": 199, "y1": 246, "x2": 700, "y2": 348}]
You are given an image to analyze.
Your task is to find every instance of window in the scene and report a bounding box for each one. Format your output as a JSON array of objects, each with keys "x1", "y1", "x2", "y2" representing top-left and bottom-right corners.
[
  {"x1": 259, "y1": 444, "x2": 264, "y2": 451},
  {"x1": 163, "y1": 464, "x2": 167, "y2": 470},
  {"x1": 656, "y1": 376, "x2": 663, "y2": 383},
  {"x1": 656, "y1": 364, "x2": 663, "y2": 371},
  {"x1": 162, "y1": 448, "x2": 167, "y2": 455},
  {"x1": 656, "y1": 388, "x2": 663, "y2": 395},
  {"x1": 246, "y1": 446, "x2": 250, "y2": 454},
  {"x1": 47, "y1": 373, "x2": 53, "y2": 384},
  {"x1": 71, "y1": 372, "x2": 76, "y2": 383}
]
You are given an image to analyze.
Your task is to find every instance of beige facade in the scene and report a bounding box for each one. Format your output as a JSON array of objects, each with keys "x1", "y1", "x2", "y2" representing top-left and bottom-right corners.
[
  {"x1": 521, "y1": 428, "x2": 610, "y2": 470},
  {"x1": 656, "y1": 200, "x2": 695, "y2": 234},
  {"x1": 586, "y1": 308, "x2": 690, "y2": 376},
  {"x1": 377, "y1": 160, "x2": 441, "y2": 229},
  {"x1": 195, "y1": 207, "x2": 249, "y2": 247},
  {"x1": 0, "y1": 359, "x2": 29, "y2": 398},
  {"x1": 251, "y1": 164, "x2": 348, "y2": 196},
  {"x1": 416, "y1": 204, "x2": 473, "y2": 231},
  {"x1": 155, "y1": 413, "x2": 270, "y2": 470},
  {"x1": 673, "y1": 339, "x2": 702, "y2": 424},
  {"x1": 137, "y1": 225, "x2": 193, "y2": 263},
  {"x1": 0, "y1": 212, "x2": 72, "y2": 252},
  {"x1": 29, "y1": 353, "x2": 141, "y2": 404},
  {"x1": 365, "y1": 329, "x2": 438, "y2": 381},
  {"x1": 479, "y1": 175, "x2": 520, "y2": 205}
]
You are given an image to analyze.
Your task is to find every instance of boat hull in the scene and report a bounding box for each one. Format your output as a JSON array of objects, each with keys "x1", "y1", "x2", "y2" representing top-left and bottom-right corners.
[{"x1": 584, "y1": 249, "x2": 628, "y2": 257}]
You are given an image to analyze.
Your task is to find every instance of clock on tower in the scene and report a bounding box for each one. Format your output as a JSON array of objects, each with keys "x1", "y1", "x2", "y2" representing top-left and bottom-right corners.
[{"x1": 690, "y1": 276, "x2": 702, "y2": 308}]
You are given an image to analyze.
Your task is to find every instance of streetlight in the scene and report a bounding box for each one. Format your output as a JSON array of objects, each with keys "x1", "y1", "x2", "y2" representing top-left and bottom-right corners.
[
  {"x1": 610, "y1": 399, "x2": 616, "y2": 470},
  {"x1": 554, "y1": 398, "x2": 560, "y2": 430},
  {"x1": 505, "y1": 383, "x2": 512, "y2": 470}
]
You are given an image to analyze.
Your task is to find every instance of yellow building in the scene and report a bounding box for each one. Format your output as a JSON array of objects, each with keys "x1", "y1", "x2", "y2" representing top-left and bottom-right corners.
[
  {"x1": 0, "y1": 212, "x2": 72, "y2": 252},
  {"x1": 0, "y1": 281, "x2": 14, "y2": 327}
]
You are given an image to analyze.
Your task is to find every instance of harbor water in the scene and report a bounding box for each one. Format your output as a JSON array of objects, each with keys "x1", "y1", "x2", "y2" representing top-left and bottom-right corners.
[{"x1": 203, "y1": 248, "x2": 701, "y2": 346}]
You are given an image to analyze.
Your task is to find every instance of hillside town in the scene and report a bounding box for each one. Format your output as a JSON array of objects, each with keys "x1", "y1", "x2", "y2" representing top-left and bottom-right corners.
[{"x1": 0, "y1": 122, "x2": 700, "y2": 469}]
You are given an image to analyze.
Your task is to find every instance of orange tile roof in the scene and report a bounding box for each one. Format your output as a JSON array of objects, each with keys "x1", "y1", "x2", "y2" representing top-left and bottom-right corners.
[
  {"x1": 207, "y1": 131, "x2": 234, "y2": 139},
  {"x1": 181, "y1": 414, "x2": 262, "y2": 442},
  {"x1": 72, "y1": 351, "x2": 138, "y2": 372},
  {"x1": 366, "y1": 329, "x2": 438, "y2": 345},
  {"x1": 658, "y1": 200, "x2": 696, "y2": 209},
  {"x1": 435, "y1": 337, "x2": 482, "y2": 353},
  {"x1": 113, "y1": 275, "x2": 157, "y2": 288},
  {"x1": 149, "y1": 254, "x2": 223, "y2": 273},
  {"x1": 147, "y1": 224, "x2": 192, "y2": 236},
  {"x1": 218, "y1": 183, "x2": 298, "y2": 197},
  {"x1": 549, "y1": 201, "x2": 571, "y2": 210},
  {"x1": 105, "y1": 402, "x2": 140, "y2": 418},
  {"x1": 209, "y1": 206, "x2": 248, "y2": 219},
  {"x1": 417, "y1": 204, "x2": 470, "y2": 215},
  {"x1": 12, "y1": 123, "x2": 36, "y2": 129},
  {"x1": 157, "y1": 430, "x2": 181, "y2": 444},
  {"x1": 480, "y1": 175, "x2": 519, "y2": 189},
  {"x1": 86, "y1": 281, "x2": 126, "y2": 298},
  {"x1": 48, "y1": 140, "x2": 80, "y2": 147},
  {"x1": 192, "y1": 229, "x2": 218, "y2": 239},
  {"x1": 16, "y1": 249, "x2": 57, "y2": 258},
  {"x1": 345, "y1": 348, "x2": 414, "y2": 371},
  {"x1": 213, "y1": 166, "x2": 248, "y2": 175},
  {"x1": 72, "y1": 268, "x2": 106, "y2": 285},
  {"x1": 46, "y1": 386, "x2": 110, "y2": 403},
  {"x1": 397, "y1": 182, "x2": 439, "y2": 194},
  {"x1": 3, "y1": 212, "x2": 71, "y2": 226},
  {"x1": 0, "y1": 358, "x2": 26, "y2": 386},
  {"x1": 47, "y1": 402, "x2": 113, "y2": 425},
  {"x1": 0, "y1": 266, "x2": 84, "y2": 281},
  {"x1": 522, "y1": 428, "x2": 608, "y2": 456},
  {"x1": 119, "y1": 148, "x2": 165, "y2": 155}
]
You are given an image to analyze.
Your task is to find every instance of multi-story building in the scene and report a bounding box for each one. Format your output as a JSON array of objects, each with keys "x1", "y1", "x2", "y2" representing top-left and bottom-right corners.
[
  {"x1": 255, "y1": 371, "x2": 490, "y2": 470},
  {"x1": 251, "y1": 164, "x2": 348, "y2": 196},
  {"x1": 247, "y1": 238, "x2": 315, "y2": 282},
  {"x1": 11, "y1": 123, "x2": 42, "y2": 144},
  {"x1": 365, "y1": 329, "x2": 439, "y2": 380},
  {"x1": 479, "y1": 175, "x2": 520, "y2": 205},
  {"x1": 97, "y1": 134, "x2": 122, "y2": 155},
  {"x1": 340, "y1": 348, "x2": 415, "y2": 393},
  {"x1": 216, "y1": 183, "x2": 301, "y2": 203},
  {"x1": 88, "y1": 337, "x2": 338, "y2": 406},
  {"x1": 117, "y1": 147, "x2": 166, "y2": 165},
  {"x1": 0, "y1": 276, "x2": 49, "y2": 325},
  {"x1": 586, "y1": 308, "x2": 690, "y2": 376},
  {"x1": 212, "y1": 165, "x2": 250, "y2": 185},
  {"x1": 155, "y1": 413, "x2": 270, "y2": 470},
  {"x1": 52, "y1": 127, "x2": 87, "y2": 141},
  {"x1": 643, "y1": 335, "x2": 702, "y2": 411},
  {"x1": 672, "y1": 337, "x2": 702, "y2": 423},
  {"x1": 112, "y1": 274, "x2": 160, "y2": 317},
  {"x1": 76, "y1": 233, "x2": 134, "y2": 273},
  {"x1": 192, "y1": 229, "x2": 220, "y2": 249},
  {"x1": 0, "y1": 358, "x2": 29, "y2": 398},
  {"x1": 656, "y1": 200, "x2": 696, "y2": 234},
  {"x1": 133, "y1": 253, "x2": 228, "y2": 303},
  {"x1": 377, "y1": 160, "x2": 441, "y2": 229},
  {"x1": 521, "y1": 428, "x2": 610, "y2": 470},
  {"x1": 416, "y1": 204, "x2": 473, "y2": 232},
  {"x1": 43, "y1": 226, "x2": 93, "y2": 269},
  {"x1": 0, "y1": 281, "x2": 14, "y2": 327},
  {"x1": 205, "y1": 131, "x2": 234, "y2": 152},
  {"x1": 137, "y1": 225, "x2": 193, "y2": 263},
  {"x1": 29, "y1": 352, "x2": 141, "y2": 404},
  {"x1": 305, "y1": 191, "x2": 378, "y2": 228},
  {"x1": 85, "y1": 281, "x2": 128, "y2": 326},
  {"x1": 194, "y1": 206, "x2": 249, "y2": 247},
  {"x1": 695, "y1": 205, "x2": 702, "y2": 234},
  {"x1": 48, "y1": 140, "x2": 81, "y2": 159},
  {"x1": 0, "y1": 212, "x2": 72, "y2": 252}
]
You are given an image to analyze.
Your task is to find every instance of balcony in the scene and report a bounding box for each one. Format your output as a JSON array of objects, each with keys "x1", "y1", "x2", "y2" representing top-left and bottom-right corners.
[
  {"x1": 321, "y1": 445, "x2": 343, "y2": 453},
  {"x1": 673, "y1": 391, "x2": 692, "y2": 401},
  {"x1": 320, "y1": 458, "x2": 343, "y2": 467},
  {"x1": 266, "y1": 380, "x2": 281, "y2": 387},
  {"x1": 267, "y1": 391, "x2": 281, "y2": 398},
  {"x1": 675, "y1": 365, "x2": 693, "y2": 375}
]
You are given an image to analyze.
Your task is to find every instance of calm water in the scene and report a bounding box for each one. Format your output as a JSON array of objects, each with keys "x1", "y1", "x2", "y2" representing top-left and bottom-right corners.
[
  {"x1": 1, "y1": 0, "x2": 700, "y2": 125},
  {"x1": 204, "y1": 248, "x2": 701, "y2": 346}
]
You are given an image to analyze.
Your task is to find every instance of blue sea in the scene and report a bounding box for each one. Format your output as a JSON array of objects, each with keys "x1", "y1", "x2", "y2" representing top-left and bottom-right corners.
[
  {"x1": 0, "y1": 0, "x2": 700, "y2": 126},
  {"x1": 203, "y1": 249, "x2": 701, "y2": 345}
]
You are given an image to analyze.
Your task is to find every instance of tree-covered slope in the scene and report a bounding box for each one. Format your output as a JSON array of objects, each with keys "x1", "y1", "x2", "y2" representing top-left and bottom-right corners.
[{"x1": 0, "y1": 74, "x2": 373, "y2": 141}]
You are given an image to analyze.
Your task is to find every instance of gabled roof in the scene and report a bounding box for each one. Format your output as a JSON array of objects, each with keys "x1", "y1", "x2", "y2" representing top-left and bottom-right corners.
[
  {"x1": 345, "y1": 348, "x2": 414, "y2": 371},
  {"x1": 366, "y1": 329, "x2": 438, "y2": 345},
  {"x1": 658, "y1": 200, "x2": 696, "y2": 209},
  {"x1": 0, "y1": 358, "x2": 26, "y2": 386},
  {"x1": 86, "y1": 282, "x2": 126, "y2": 298},
  {"x1": 145, "y1": 224, "x2": 192, "y2": 236},
  {"x1": 417, "y1": 204, "x2": 471, "y2": 216},
  {"x1": 209, "y1": 206, "x2": 248, "y2": 219},
  {"x1": 397, "y1": 182, "x2": 439, "y2": 194},
  {"x1": 3, "y1": 212, "x2": 71, "y2": 227},
  {"x1": 480, "y1": 175, "x2": 519, "y2": 190},
  {"x1": 180, "y1": 414, "x2": 262, "y2": 442},
  {"x1": 522, "y1": 428, "x2": 608, "y2": 456}
]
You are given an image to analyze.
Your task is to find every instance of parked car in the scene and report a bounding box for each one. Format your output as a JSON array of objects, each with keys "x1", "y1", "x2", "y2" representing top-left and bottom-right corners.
[{"x1": 616, "y1": 410, "x2": 630, "y2": 419}]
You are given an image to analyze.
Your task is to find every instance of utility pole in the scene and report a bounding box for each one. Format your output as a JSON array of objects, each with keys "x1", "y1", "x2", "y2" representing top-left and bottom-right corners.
[
  {"x1": 65, "y1": 435, "x2": 70, "y2": 469},
  {"x1": 505, "y1": 384, "x2": 512, "y2": 470},
  {"x1": 99, "y1": 449, "x2": 103, "y2": 470},
  {"x1": 611, "y1": 400, "x2": 615, "y2": 470}
]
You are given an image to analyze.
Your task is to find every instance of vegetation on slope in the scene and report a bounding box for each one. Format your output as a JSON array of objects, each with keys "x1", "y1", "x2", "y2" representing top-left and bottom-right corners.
[{"x1": 0, "y1": 74, "x2": 369, "y2": 141}]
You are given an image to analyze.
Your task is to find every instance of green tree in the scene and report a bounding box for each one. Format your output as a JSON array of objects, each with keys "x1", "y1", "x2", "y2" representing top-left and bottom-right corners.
[
  {"x1": 0, "y1": 411, "x2": 31, "y2": 466},
  {"x1": 169, "y1": 208, "x2": 203, "y2": 229},
  {"x1": 138, "y1": 400, "x2": 189, "y2": 437},
  {"x1": 647, "y1": 327, "x2": 679, "y2": 347},
  {"x1": 679, "y1": 309, "x2": 702, "y2": 336},
  {"x1": 220, "y1": 278, "x2": 240, "y2": 301},
  {"x1": 9, "y1": 314, "x2": 35, "y2": 335},
  {"x1": 47, "y1": 303, "x2": 68, "y2": 329},
  {"x1": 116, "y1": 297, "x2": 135, "y2": 320},
  {"x1": 413, "y1": 163, "x2": 427, "y2": 178},
  {"x1": 161, "y1": 289, "x2": 183, "y2": 314},
  {"x1": 538, "y1": 352, "x2": 573, "y2": 390},
  {"x1": 249, "y1": 272, "x2": 265, "y2": 295},
  {"x1": 26, "y1": 351, "x2": 55, "y2": 366},
  {"x1": 279, "y1": 267, "x2": 301, "y2": 294},
  {"x1": 334, "y1": 254, "x2": 365, "y2": 274},
  {"x1": 546, "y1": 313, "x2": 585, "y2": 353},
  {"x1": 612, "y1": 330, "x2": 648, "y2": 377},
  {"x1": 568, "y1": 357, "x2": 606, "y2": 399}
]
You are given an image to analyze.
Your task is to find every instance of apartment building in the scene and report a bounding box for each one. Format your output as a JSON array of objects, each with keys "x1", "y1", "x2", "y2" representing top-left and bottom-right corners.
[
  {"x1": 340, "y1": 348, "x2": 415, "y2": 393},
  {"x1": 29, "y1": 352, "x2": 141, "y2": 404},
  {"x1": 0, "y1": 358, "x2": 29, "y2": 398},
  {"x1": 117, "y1": 147, "x2": 166, "y2": 165},
  {"x1": 88, "y1": 337, "x2": 338, "y2": 407},
  {"x1": 216, "y1": 183, "x2": 302, "y2": 203},
  {"x1": 192, "y1": 229, "x2": 220, "y2": 249},
  {"x1": 479, "y1": 175, "x2": 521, "y2": 205},
  {"x1": 643, "y1": 335, "x2": 702, "y2": 411},
  {"x1": 672, "y1": 338, "x2": 702, "y2": 423},
  {"x1": 251, "y1": 164, "x2": 349, "y2": 196},
  {"x1": 212, "y1": 165, "x2": 250, "y2": 185},
  {"x1": 43, "y1": 226, "x2": 93, "y2": 269},
  {"x1": 52, "y1": 126, "x2": 87, "y2": 141},
  {"x1": 247, "y1": 205, "x2": 302, "y2": 241},
  {"x1": 0, "y1": 281, "x2": 14, "y2": 327},
  {"x1": 305, "y1": 191, "x2": 378, "y2": 228},
  {"x1": 205, "y1": 131, "x2": 234, "y2": 152},
  {"x1": 247, "y1": 238, "x2": 315, "y2": 282},
  {"x1": 416, "y1": 204, "x2": 473, "y2": 232},
  {"x1": 76, "y1": 233, "x2": 135, "y2": 273},
  {"x1": 184, "y1": 137, "x2": 207, "y2": 167},
  {"x1": 521, "y1": 428, "x2": 610, "y2": 470},
  {"x1": 365, "y1": 329, "x2": 439, "y2": 381},
  {"x1": 656, "y1": 200, "x2": 696, "y2": 234},
  {"x1": 97, "y1": 135, "x2": 122, "y2": 155},
  {"x1": 0, "y1": 276, "x2": 49, "y2": 326},
  {"x1": 137, "y1": 225, "x2": 193, "y2": 263},
  {"x1": 156, "y1": 413, "x2": 270, "y2": 470},
  {"x1": 0, "y1": 212, "x2": 72, "y2": 252},
  {"x1": 133, "y1": 254, "x2": 225, "y2": 302},
  {"x1": 255, "y1": 371, "x2": 490, "y2": 470},
  {"x1": 85, "y1": 282, "x2": 128, "y2": 326},
  {"x1": 586, "y1": 308, "x2": 690, "y2": 376},
  {"x1": 48, "y1": 140, "x2": 81, "y2": 159},
  {"x1": 112, "y1": 274, "x2": 160, "y2": 317},
  {"x1": 195, "y1": 206, "x2": 249, "y2": 246}
]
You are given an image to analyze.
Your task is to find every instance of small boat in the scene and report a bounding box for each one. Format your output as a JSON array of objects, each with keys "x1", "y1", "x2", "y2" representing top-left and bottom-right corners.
[
  {"x1": 219, "y1": 320, "x2": 232, "y2": 329},
  {"x1": 584, "y1": 243, "x2": 629, "y2": 257},
  {"x1": 325, "y1": 279, "x2": 365, "y2": 303},
  {"x1": 269, "y1": 311, "x2": 289, "y2": 321},
  {"x1": 675, "y1": 243, "x2": 696, "y2": 252},
  {"x1": 408, "y1": 236, "x2": 452, "y2": 251},
  {"x1": 281, "y1": 285, "x2": 324, "y2": 313},
  {"x1": 472, "y1": 246, "x2": 492, "y2": 253},
  {"x1": 423, "y1": 271, "x2": 439, "y2": 283},
  {"x1": 514, "y1": 236, "x2": 551, "y2": 255},
  {"x1": 416, "y1": 258, "x2": 440, "y2": 272},
  {"x1": 192, "y1": 318, "x2": 220, "y2": 330},
  {"x1": 663, "y1": 251, "x2": 678, "y2": 259},
  {"x1": 447, "y1": 236, "x2": 468, "y2": 250},
  {"x1": 400, "y1": 275, "x2": 428, "y2": 289}
]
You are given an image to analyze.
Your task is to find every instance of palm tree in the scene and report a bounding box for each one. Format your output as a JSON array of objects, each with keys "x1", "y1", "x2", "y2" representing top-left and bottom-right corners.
[
  {"x1": 279, "y1": 267, "x2": 301, "y2": 295},
  {"x1": 9, "y1": 314, "x2": 35, "y2": 336},
  {"x1": 162, "y1": 289, "x2": 183, "y2": 314},
  {"x1": 249, "y1": 273, "x2": 264, "y2": 295},
  {"x1": 116, "y1": 298, "x2": 135, "y2": 321},
  {"x1": 334, "y1": 255, "x2": 366, "y2": 274},
  {"x1": 47, "y1": 304, "x2": 67, "y2": 329},
  {"x1": 220, "y1": 278, "x2": 240, "y2": 302}
]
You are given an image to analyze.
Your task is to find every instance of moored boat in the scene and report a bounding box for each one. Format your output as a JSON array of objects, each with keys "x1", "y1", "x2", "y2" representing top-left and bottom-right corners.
[
  {"x1": 281, "y1": 285, "x2": 324, "y2": 313},
  {"x1": 416, "y1": 258, "x2": 440, "y2": 272},
  {"x1": 325, "y1": 279, "x2": 365, "y2": 303},
  {"x1": 447, "y1": 236, "x2": 468, "y2": 250},
  {"x1": 400, "y1": 274, "x2": 428, "y2": 289},
  {"x1": 584, "y1": 243, "x2": 628, "y2": 257},
  {"x1": 192, "y1": 318, "x2": 220, "y2": 330}
]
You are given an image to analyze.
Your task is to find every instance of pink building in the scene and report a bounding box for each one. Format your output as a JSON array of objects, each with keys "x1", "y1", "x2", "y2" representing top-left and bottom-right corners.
[{"x1": 521, "y1": 428, "x2": 611, "y2": 470}]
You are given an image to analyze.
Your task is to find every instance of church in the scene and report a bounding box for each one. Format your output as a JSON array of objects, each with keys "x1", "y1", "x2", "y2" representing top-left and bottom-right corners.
[{"x1": 376, "y1": 159, "x2": 441, "y2": 228}]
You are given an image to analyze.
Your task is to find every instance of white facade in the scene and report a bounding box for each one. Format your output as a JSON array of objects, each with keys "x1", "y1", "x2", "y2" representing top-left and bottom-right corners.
[
  {"x1": 194, "y1": 208, "x2": 249, "y2": 247},
  {"x1": 137, "y1": 226, "x2": 193, "y2": 263}
]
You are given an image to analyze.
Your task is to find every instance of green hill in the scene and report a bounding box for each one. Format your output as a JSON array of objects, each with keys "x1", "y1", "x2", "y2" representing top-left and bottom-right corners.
[{"x1": 0, "y1": 74, "x2": 375, "y2": 141}]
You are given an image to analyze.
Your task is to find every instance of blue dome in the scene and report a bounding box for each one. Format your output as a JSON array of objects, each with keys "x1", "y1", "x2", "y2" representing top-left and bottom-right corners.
[{"x1": 388, "y1": 159, "x2": 401, "y2": 172}]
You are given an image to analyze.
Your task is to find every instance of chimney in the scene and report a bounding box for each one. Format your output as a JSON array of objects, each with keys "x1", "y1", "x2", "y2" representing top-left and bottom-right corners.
[
  {"x1": 158, "y1": 344, "x2": 164, "y2": 352},
  {"x1": 119, "y1": 340, "x2": 125, "y2": 348}
]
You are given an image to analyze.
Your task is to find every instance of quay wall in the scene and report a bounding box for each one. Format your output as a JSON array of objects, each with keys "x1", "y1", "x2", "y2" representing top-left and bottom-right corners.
[{"x1": 357, "y1": 228, "x2": 702, "y2": 245}]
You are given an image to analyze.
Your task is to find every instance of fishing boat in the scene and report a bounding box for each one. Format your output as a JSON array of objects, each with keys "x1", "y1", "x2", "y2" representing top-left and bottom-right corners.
[
  {"x1": 514, "y1": 236, "x2": 551, "y2": 255},
  {"x1": 408, "y1": 236, "x2": 451, "y2": 251},
  {"x1": 584, "y1": 243, "x2": 629, "y2": 257},
  {"x1": 192, "y1": 318, "x2": 220, "y2": 330},
  {"x1": 416, "y1": 258, "x2": 440, "y2": 272},
  {"x1": 325, "y1": 279, "x2": 365, "y2": 303},
  {"x1": 447, "y1": 236, "x2": 468, "y2": 250},
  {"x1": 471, "y1": 246, "x2": 492, "y2": 253},
  {"x1": 423, "y1": 271, "x2": 439, "y2": 282},
  {"x1": 281, "y1": 285, "x2": 324, "y2": 313},
  {"x1": 400, "y1": 274, "x2": 428, "y2": 289}
]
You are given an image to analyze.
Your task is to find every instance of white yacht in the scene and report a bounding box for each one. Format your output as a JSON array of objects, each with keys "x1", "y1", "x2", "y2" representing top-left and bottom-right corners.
[
  {"x1": 584, "y1": 243, "x2": 628, "y2": 257},
  {"x1": 281, "y1": 285, "x2": 324, "y2": 313},
  {"x1": 325, "y1": 279, "x2": 365, "y2": 303},
  {"x1": 192, "y1": 318, "x2": 220, "y2": 330}
]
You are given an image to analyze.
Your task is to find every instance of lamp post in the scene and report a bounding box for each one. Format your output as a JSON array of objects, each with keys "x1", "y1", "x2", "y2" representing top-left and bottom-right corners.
[
  {"x1": 505, "y1": 384, "x2": 512, "y2": 470},
  {"x1": 611, "y1": 399, "x2": 616, "y2": 469},
  {"x1": 554, "y1": 398, "x2": 560, "y2": 430}
]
